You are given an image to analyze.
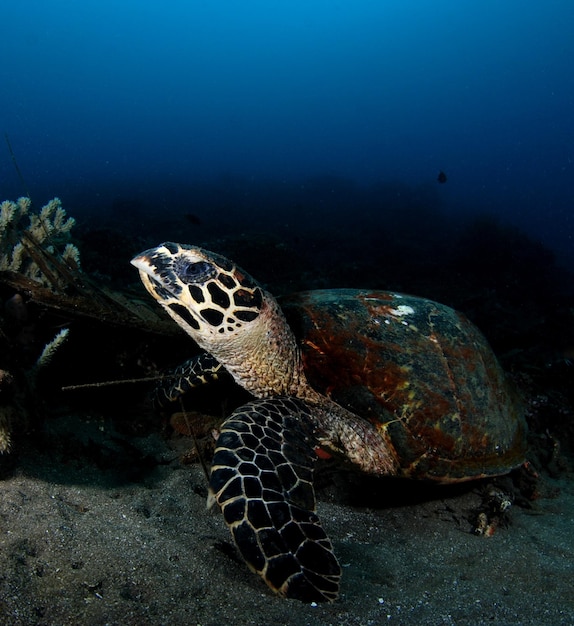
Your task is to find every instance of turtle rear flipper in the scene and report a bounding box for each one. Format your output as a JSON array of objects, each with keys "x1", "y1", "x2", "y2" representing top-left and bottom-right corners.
[{"x1": 210, "y1": 397, "x2": 341, "y2": 602}]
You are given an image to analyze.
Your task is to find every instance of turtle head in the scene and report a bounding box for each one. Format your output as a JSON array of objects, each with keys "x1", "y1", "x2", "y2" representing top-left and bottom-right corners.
[
  {"x1": 132, "y1": 243, "x2": 304, "y2": 396},
  {"x1": 131, "y1": 242, "x2": 265, "y2": 345}
]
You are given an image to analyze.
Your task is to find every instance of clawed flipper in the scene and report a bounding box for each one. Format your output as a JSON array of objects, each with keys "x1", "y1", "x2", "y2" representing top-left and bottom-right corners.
[
  {"x1": 152, "y1": 352, "x2": 224, "y2": 409},
  {"x1": 209, "y1": 397, "x2": 341, "y2": 602}
]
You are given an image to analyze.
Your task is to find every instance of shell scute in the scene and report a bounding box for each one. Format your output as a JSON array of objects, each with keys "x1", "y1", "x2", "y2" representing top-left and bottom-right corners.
[{"x1": 282, "y1": 289, "x2": 526, "y2": 481}]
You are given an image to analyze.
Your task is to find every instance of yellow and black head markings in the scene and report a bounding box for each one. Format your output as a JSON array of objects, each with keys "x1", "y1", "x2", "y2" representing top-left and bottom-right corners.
[{"x1": 132, "y1": 242, "x2": 263, "y2": 337}]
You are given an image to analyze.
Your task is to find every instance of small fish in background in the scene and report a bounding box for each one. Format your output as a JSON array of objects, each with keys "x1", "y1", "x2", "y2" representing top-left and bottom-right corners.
[
  {"x1": 184, "y1": 213, "x2": 202, "y2": 225},
  {"x1": 437, "y1": 170, "x2": 447, "y2": 184}
]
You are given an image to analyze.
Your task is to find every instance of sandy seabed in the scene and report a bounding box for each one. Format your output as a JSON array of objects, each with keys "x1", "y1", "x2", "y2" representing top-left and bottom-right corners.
[{"x1": 0, "y1": 413, "x2": 573, "y2": 626}]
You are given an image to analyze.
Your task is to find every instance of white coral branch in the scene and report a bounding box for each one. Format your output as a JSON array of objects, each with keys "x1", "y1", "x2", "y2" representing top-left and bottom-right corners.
[
  {"x1": 35, "y1": 328, "x2": 70, "y2": 370},
  {"x1": 0, "y1": 200, "x2": 17, "y2": 230},
  {"x1": 62, "y1": 243, "x2": 81, "y2": 270}
]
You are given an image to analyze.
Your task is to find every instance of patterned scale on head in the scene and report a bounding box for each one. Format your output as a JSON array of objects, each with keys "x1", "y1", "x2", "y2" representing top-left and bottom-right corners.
[{"x1": 134, "y1": 242, "x2": 262, "y2": 338}]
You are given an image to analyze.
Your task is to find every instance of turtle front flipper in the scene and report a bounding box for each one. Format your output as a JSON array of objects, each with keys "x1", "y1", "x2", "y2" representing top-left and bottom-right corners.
[
  {"x1": 209, "y1": 397, "x2": 341, "y2": 602},
  {"x1": 152, "y1": 352, "x2": 225, "y2": 410}
]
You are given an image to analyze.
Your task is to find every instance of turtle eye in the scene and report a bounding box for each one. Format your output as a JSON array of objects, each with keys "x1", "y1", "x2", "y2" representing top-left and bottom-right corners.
[{"x1": 176, "y1": 259, "x2": 216, "y2": 284}]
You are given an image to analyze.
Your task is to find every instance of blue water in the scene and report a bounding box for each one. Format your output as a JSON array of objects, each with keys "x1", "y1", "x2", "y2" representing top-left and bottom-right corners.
[{"x1": 1, "y1": 1, "x2": 573, "y2": 267}]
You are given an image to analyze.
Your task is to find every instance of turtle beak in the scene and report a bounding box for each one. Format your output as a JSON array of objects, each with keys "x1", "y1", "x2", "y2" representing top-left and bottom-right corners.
[
  {"x1": 131, "y1": 248, "x2": 161, "y2": 286},
  {"x1": 131, "y1": 243, "x2": 178, "y2": 280},
  {"x1": 131, "y1": 249, "x2": 156, "y2": 277},
  {"x1": 131, "y1": 246, "x2": 180, "y2": 300}
]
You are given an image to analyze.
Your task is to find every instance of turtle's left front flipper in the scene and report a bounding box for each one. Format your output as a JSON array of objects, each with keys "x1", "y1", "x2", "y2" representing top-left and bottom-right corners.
[
  {"x1": 209, "y1": 397, "x2": 341, "y2": 602},
  {"x1": 152, "y1": 353, "x2": 224, "y2": 410}
]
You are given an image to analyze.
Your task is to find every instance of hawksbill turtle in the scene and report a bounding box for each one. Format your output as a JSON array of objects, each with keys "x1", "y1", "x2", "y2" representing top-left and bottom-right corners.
[{"x1": 131, "y1": 242, "x2": 526, "y2": 602}]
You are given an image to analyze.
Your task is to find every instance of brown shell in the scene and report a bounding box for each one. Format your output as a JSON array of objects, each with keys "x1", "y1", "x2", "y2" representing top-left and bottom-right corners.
[{"x1": 281, "y1": 289, "x2": 527, "y2": 482}]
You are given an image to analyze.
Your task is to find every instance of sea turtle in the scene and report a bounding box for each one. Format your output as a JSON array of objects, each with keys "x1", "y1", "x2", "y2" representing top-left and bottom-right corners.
[{"x1": 131, "y1": 242, "x2": 527, "y2": 602}]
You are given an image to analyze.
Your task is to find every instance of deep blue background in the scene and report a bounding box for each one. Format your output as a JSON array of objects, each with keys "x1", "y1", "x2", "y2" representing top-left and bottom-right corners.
[{"x1": 1, "y1": 1, "x2": 573, "y2": 267}]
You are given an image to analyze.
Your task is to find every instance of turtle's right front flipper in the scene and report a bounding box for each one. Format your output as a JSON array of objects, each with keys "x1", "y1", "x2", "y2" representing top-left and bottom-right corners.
[
  {"x1": 209, "y1": 397, "x2": 341, "y2": 602},
  {"x1": 152, "y1": 352, "x2": 224, "y2": 410}
]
